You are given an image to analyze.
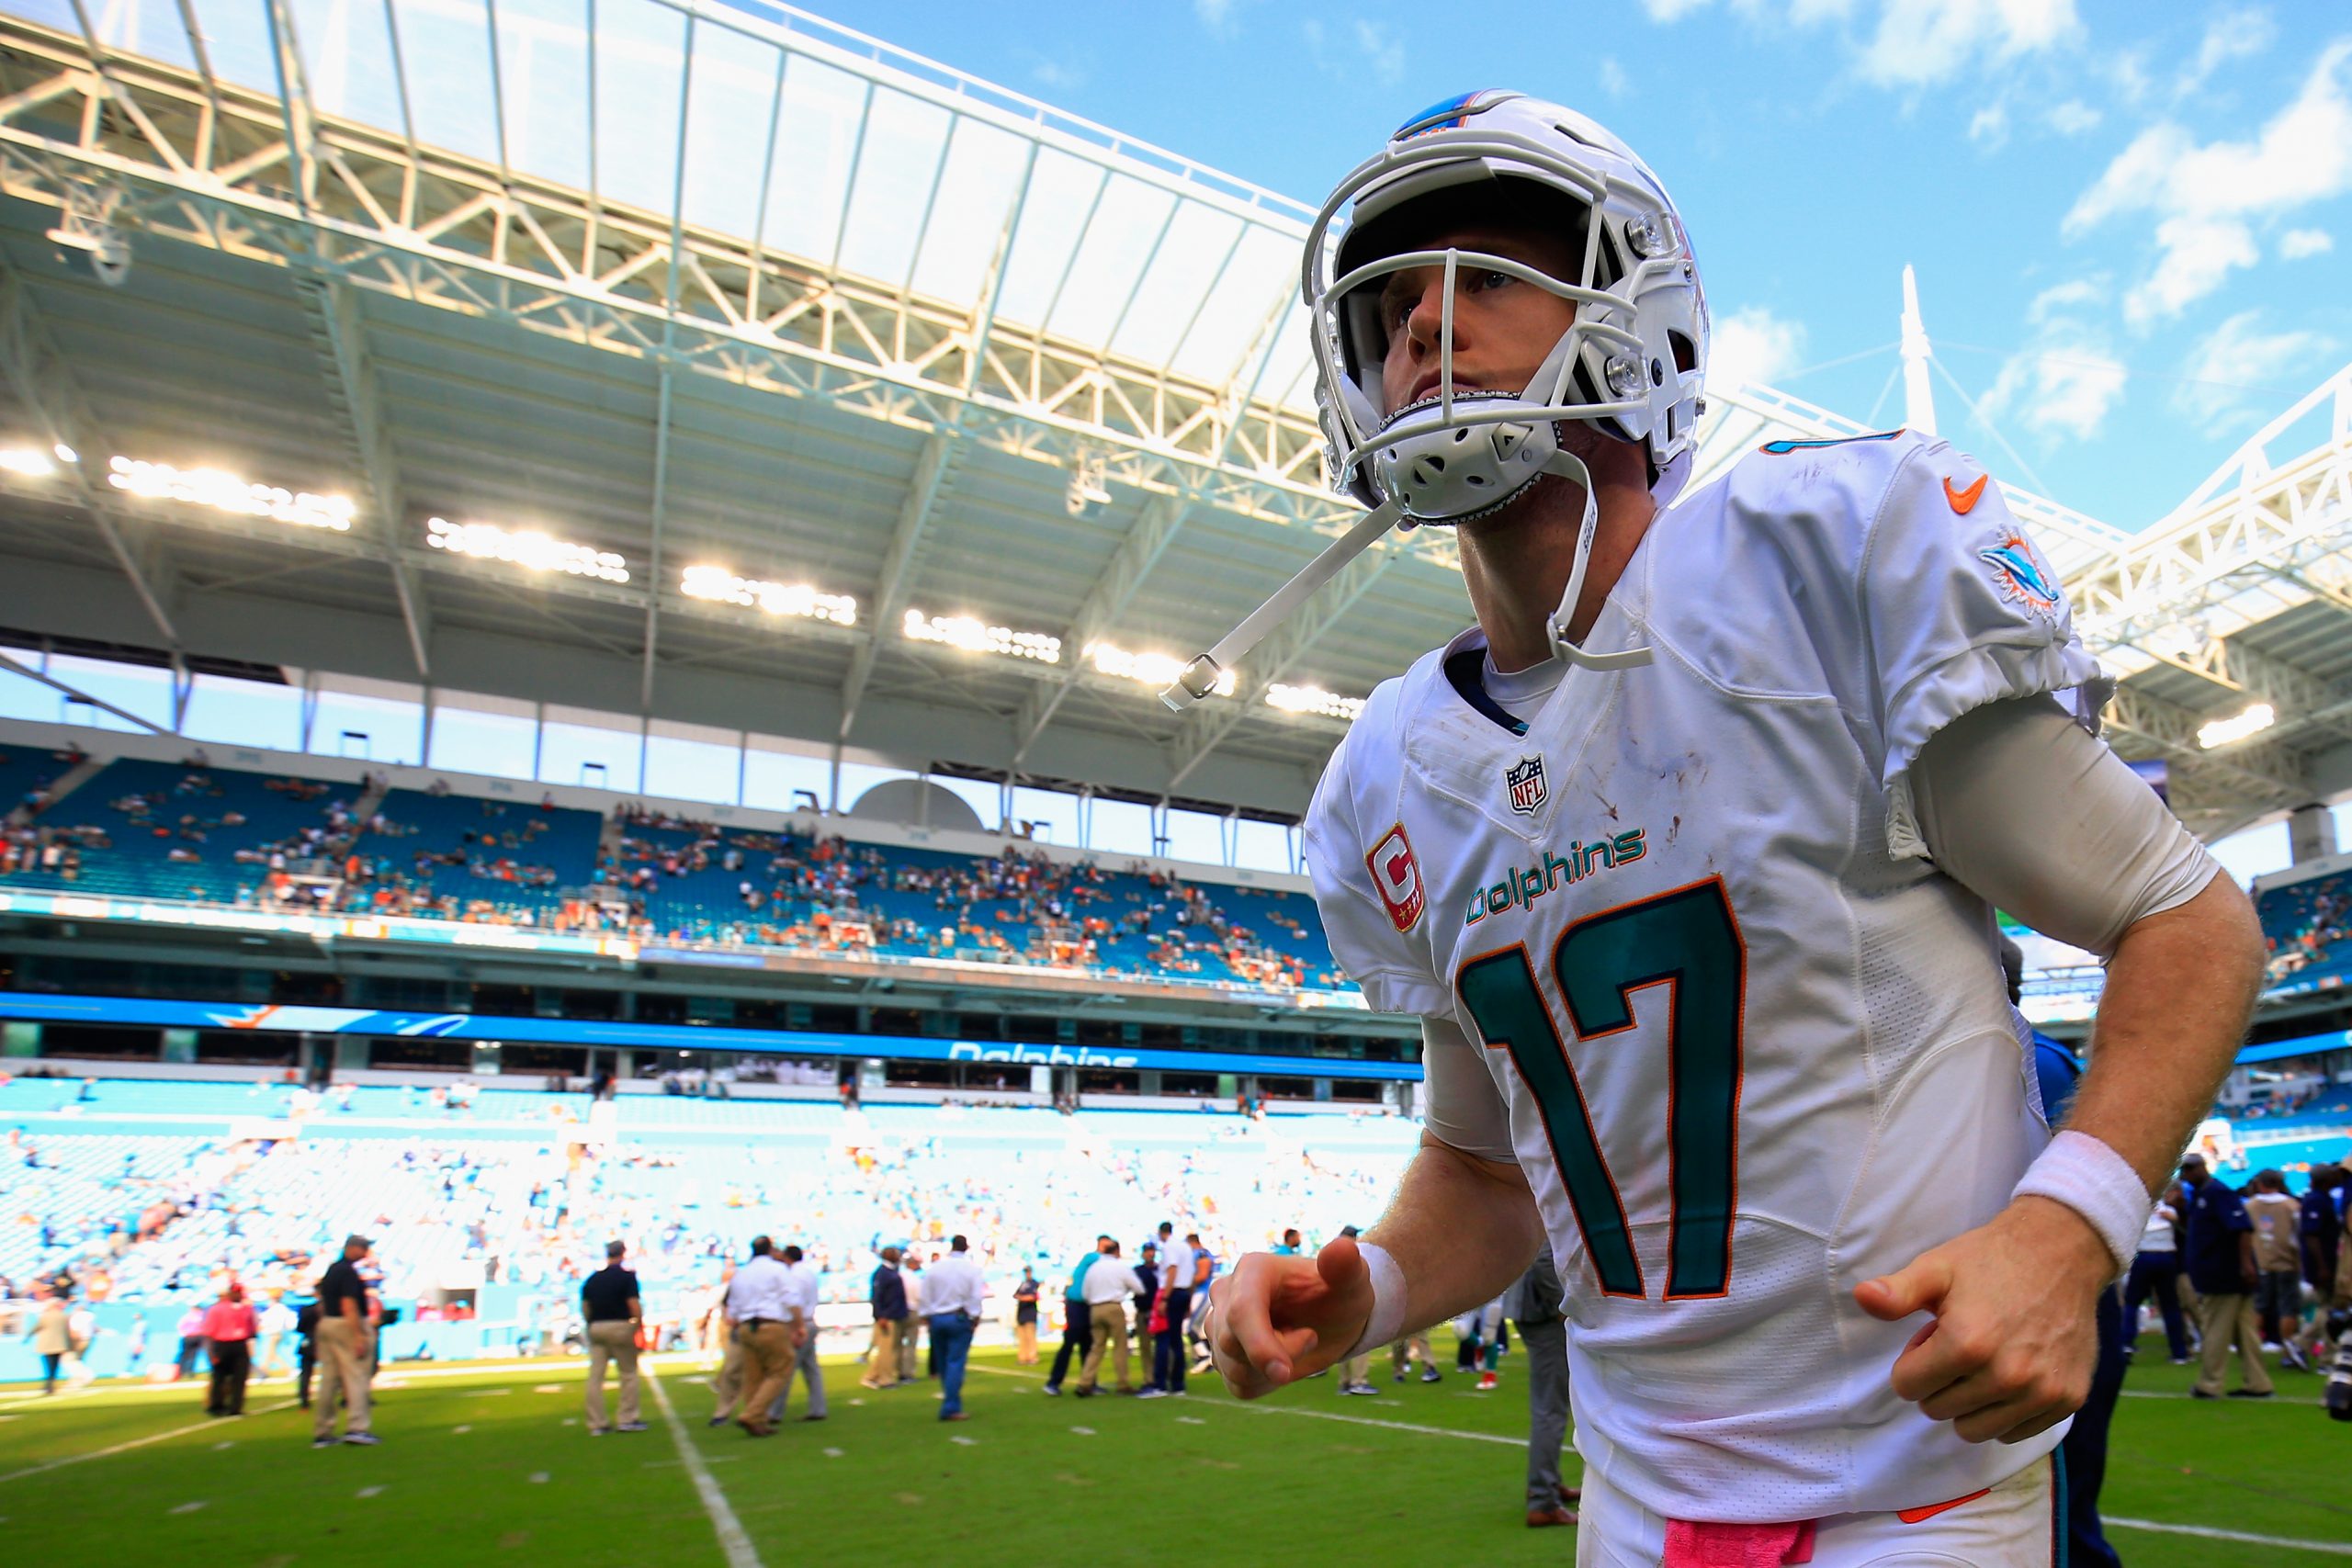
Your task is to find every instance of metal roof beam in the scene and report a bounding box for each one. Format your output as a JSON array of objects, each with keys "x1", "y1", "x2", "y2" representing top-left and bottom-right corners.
[
  {"x1": 840, "y1": 429, "x2": 962, "y2": 739},
  {"x1": 2135, "y1": 634, "x2": 2352, "y2": 750},
  {"x1": 1162, "y1": 539, "x2": 1395, "y2": 792},
  {"x1": 0, "y1": 257, "x2": 179, "y2": 649},
  {"x1": 294, "y1": 275, "x2": 432, "y2": 679},
  {"x1": 1010, "y1": 491, "x2": 1187, "y2": 764},
  {"x1": 2101, "y1": 682, "x2": 2310, "y2": 818}
]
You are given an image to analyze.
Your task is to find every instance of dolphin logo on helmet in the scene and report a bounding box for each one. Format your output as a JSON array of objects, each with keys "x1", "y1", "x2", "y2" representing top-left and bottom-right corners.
[{"x1": 1161, "y1": 93, "x2": 1709, "y2": 709}]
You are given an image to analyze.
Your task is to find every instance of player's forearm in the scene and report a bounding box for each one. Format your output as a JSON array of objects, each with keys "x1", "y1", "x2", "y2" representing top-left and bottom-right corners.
[
  {"x1": 1364, "y1": 1134, "x2": 1545, "y2": 1335},
  {"x1": 2067, "y1": 874, "x2": 2264, "y2": 1192}
]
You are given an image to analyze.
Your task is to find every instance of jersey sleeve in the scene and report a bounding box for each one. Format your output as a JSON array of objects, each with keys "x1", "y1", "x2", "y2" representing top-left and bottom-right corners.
[
  {"x1": 1855, "y1": 437, "x2": 2109, "y2": 860},
  {"x1": 1300, "y1": 686, "x2": 1453, "y2": 1021}
]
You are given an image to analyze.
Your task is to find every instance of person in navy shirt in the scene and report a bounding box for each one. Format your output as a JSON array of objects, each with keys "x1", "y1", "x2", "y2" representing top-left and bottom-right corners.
[{"x1": 2179, "y1": 1154, "x2": 2275, "y2": 1400}]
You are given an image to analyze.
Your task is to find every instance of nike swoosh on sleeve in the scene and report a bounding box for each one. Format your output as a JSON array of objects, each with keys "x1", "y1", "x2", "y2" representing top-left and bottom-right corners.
[{"x1": 1942, "y1": 474, "x2": 1988, "y2": 514}]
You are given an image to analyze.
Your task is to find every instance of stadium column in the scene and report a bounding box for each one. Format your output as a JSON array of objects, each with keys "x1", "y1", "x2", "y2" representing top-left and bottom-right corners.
[{"x1": 2290, "y1": 804, "x2": 2339, "y2": 864}]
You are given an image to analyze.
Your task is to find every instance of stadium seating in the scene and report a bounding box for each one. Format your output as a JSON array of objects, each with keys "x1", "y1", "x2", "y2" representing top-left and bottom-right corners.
[
  {"x1": 2258, "y1": 866, "x2": 2352, "y2": 993},
  {"x1": 0, "y1": 1076, "x2": 1417, "y2": 1344},
  {"x1": 349, "y1": 788, "x2": 604, "y2": 921},
  {"x1": 0, "y1": 758, "x2": 355, "y2": 903}
]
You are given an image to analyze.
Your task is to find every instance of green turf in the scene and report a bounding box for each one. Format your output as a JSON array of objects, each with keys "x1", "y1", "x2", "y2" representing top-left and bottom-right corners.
[{"x1": 0, "y1": 1341, "x2": 2345, "y2": 1565}]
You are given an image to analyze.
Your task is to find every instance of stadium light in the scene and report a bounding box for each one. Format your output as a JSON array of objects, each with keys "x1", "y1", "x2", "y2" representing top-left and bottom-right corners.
[
  {"x1": 425, "y1": 516, "x2": 629, "y2": 582},
  {"x1": 902, "y1": 608, "x2": 1060, "y2": 663},
  {"x1": 52, "y1": 444, "x2": 75, "y2": 464},
  {"x1": 679, "y1": 563, "x2": 857, "y2": 626},
  {"x1": 1085, "y1": 640, "x2": 1236, "y2": 695},
  {"x1": 0, "y1": 446, "x2": 55, "y2": 478},
  {"x1": 2197, "y1": 702, "x2": 2275, "y2": 750},
  {"x1": 1264, "y1": 682, "x2": 1363, "y2": 722},
  {"x1": 108, "y1": 456, "x2": 354, "y2": 531}
]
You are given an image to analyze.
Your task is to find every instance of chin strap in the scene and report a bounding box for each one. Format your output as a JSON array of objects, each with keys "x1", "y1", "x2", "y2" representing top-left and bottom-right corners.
[
  {"x1": 1160, "y1": 501, "x2": 1403, "y2": 710},
  {"x1": 1543, "y1": 448, "x2": 1653, "y2": 672}
]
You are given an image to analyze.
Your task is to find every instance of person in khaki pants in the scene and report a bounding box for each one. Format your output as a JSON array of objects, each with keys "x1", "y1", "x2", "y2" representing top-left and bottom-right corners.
[
  {"x1": 2178, "y1": 1155, "x2": 2276, "y2": 1400},
  {"x1": 581, "y1": 1240, "x2": 647, "y2": 1435},
  {"x1": 723, "y1": 1235, "x2": 798, "y2": 1438},
  {"x1": 862, "y1": 1247, "x2": 909, "y2": 1390},
  {"x1": 1075, "y1": 1240, "x2": 1144, "y2": 1395},
  {"x1": 311, "y1": 1235, "x2": 380, "y2": 1448}
]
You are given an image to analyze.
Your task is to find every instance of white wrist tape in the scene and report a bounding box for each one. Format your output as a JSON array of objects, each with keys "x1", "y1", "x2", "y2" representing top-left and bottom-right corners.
[
  {"x1": 1340, "y1": 1241, "x2": 1408, "y2": 1360},
  {"x1": 2011, "y1": 1130, "x2": 2153, "y2": 1277}
]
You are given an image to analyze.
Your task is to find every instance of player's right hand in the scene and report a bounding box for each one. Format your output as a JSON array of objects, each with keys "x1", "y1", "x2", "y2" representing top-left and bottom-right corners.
[{"x1": 1204, "y1": 1235, "x2": 1375, "y2": 1400}]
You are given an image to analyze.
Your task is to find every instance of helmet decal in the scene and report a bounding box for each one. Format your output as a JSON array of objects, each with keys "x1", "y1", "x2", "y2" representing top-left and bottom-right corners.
[{"x1": 1391, "y1": 90, "x2": 1523, "y2": 141}]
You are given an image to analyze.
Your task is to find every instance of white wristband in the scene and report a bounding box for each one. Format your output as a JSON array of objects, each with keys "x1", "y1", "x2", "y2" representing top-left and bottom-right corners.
[
  {"x1": 1339, "y1": 1241, "x2": 1408, "y2": 1360},
  {"x1": 2011, "y1": 1130, "x2": 2152, "y2": 1278}
]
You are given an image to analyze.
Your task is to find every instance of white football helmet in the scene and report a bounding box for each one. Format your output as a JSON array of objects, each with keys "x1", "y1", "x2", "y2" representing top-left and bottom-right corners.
[{"x1": 1162, "y1": 92, "x2": 1707, "y2": 707}]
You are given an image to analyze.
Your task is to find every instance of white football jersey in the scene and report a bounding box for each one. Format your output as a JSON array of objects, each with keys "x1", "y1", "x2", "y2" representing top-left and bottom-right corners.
[{"x1": 1303, "y1": 430, "x2": 2101, "y2": 1523}]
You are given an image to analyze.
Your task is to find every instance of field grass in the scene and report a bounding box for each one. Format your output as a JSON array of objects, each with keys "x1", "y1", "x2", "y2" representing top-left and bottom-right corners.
[{"x1": 1, "y1": 1341, "x2": 2346, "y2": 1565}]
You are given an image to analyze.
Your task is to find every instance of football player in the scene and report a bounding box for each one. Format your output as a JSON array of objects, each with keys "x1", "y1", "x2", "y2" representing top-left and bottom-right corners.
[{"x1": 1184, "y1": 91, "x2": 2265, "y2": 1563}]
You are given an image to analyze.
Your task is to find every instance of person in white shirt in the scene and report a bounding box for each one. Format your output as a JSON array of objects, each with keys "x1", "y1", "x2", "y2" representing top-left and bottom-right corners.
[
  {"x1": 899, "y1": 1254, "x2": 924, "y2": 1383},
  {"x1": 922, "y1": 1236, "x2": 986, "y2": 1421},
  {"x1": 1148, "y1": 1223, "x2": 1198, "y2": 1396},
  {"x1": 763, "y1": 1245, "x2": 827, "y2": 1424},
  {"x1": 1076, "y1": 1240, "x2": 1146, "y2": 1396},
  {"x1": 2124, "y1": 1188, "x2": 2193, "y2": 1364},
  {"x1": 721, "y1": 1236, "x2": 797, "y2": 1438}
]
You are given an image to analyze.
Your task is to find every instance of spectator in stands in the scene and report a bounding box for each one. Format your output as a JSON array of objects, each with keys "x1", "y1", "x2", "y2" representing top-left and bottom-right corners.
[
  {"x1": 862, "y1": 1246, "x2": 908, "y2": 1390},
  {"x1": 1044, "y1": 1236, "x2": 1109, "y2": 1396},
  {"x1": 2179, "y1": 1156, "x2": 2275, "y2": 1400},
  {"x1": 581, "y1": 1240, "x2": 647, "y2": 1436},
  {"x1": 2246, "y1": 1170, "x2": 2308, "y2": 1365},
  {"x1": 1506, "y1": 1249, "x2": 1577, "y2": 1529},
  {"x1": 28, "y1": 1289, "x2": 71, "y2": 1394},
  {"x1": 311, "y1": 1235, "x2": 380, "y2": 1447},
  {"x1": 763, "y1": 1244, "x2": 826, "y2": 1425},
  {"x1": 923, "y1": 1235, "x2": 984, "y2": 1422},
  {"x1": 1012, "y1": 1265, "x2": 1041, "y2": 1364},
  {"x1": 723, "y1": 1235, "x2": 796, "y2": 1438},
  {"x1": 202, "y1": 1281, "x2": 257, "y2": 1416},
  {"x1": 1076, "y1": 1240, "x2": 1143, "y2": 1397},
  {"x1": 2124, "y1": 1185, "x2": 2193, "y2": 1365},
  {"x1": 1143, "y1": 1222, "x2": 1196, "y2": 1398}
]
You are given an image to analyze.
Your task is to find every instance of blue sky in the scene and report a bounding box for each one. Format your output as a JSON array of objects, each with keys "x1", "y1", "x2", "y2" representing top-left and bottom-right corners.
[{"x1": 810, "y1": 0, "x2": 2349, "y2": 533}]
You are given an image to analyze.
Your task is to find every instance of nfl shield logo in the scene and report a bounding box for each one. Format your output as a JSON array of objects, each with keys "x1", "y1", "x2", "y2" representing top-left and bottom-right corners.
[{"x1": 1505, "y1": 755, "x2": 1546, "y2": 816}]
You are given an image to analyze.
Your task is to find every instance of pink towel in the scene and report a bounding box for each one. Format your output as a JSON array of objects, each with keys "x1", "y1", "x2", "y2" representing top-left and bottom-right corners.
[{"x1": 1661, "y1": 1518, "x2": 1816, "y2": 1567}]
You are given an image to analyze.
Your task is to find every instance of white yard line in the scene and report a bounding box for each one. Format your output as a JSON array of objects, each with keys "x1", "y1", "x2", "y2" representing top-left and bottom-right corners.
[
  {"x1": 2107, "y1": 1517, "x2": 2352, "y2": 1557},
  {"x1": 647, "y1": 1370, "x2": 761, "y2": 1568},
  {"x1": 0, "y1": 1400, "x2": 297, "y2": 1484}
]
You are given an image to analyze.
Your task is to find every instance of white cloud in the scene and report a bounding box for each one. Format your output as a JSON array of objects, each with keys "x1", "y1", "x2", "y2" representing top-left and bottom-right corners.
[
  {"x1": 1351, "y1": 20, "x2": 1405, "y2": 85},
  {"x1": 2128, "y1": 216, "x2": 2260, "y2": 325},
  {"x1": 2177, "y1": 7, "x2": 2276, "y2": 96},
  {"x1": 2044, "y1": 99, "x2": 2100, "y2": 135},
  {"x1": 1642, "y1": 0, "x2": 1715, "y2": 18},
  {"x1": 2067, "y1": 40, "x2": 2352, "y2": 322},
  {"x1": 2027, "y1": 276, "x2": 2106, "y2": 322},
  {"x1": 1968, "y1": 103, "x2": 2009, "y2": 147},
  {"x1": 1708, "y1": 307, "x2": 1809, "y2": 393},
  {"x1": 1982, "y1": 279, "x2": 2128, "y2": 444},
  {"x1": 1855, "y1": 0, "x2": 2081, "y2": 88},
  {"x1": 1599, "y1": 56, "x2": 1633, "y2": 99},
  {"x1": 2280, "y1": 228, "x2": 2335, "y2": 259},
  {"x1": 2172, "y1": 310, "x2": 2333, "y2": 427},
  {"x1": 1979, "y1": 329, "x2": 2129, "y2": 443}
]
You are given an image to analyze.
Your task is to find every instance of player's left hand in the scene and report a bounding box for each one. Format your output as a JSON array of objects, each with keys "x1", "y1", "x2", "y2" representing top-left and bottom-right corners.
[{"x1": 1854, "y1": 1195, "x2": 2109, "y2": 1445}]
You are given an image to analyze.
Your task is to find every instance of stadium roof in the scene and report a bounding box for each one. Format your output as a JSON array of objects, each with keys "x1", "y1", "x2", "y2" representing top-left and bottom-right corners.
[{"x1": 0, "y1": 0, "x2": 2343, "y2": 836}]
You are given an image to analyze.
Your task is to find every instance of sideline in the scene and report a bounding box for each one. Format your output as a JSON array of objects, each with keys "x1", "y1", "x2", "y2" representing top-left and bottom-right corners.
[
  {"x1": 0, "y1": 1399, "x2": 298, "y2": 1484},
  {"x1": 967, "y1": 1362, "x2": 1522, "y2": 1448},
  {"x1": 2106, "y1": 1517, "x2": 2352, "y2": 1558},
  {"x1": 647, "y1": 1370, "x2": 761, "y2": 1568}
]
